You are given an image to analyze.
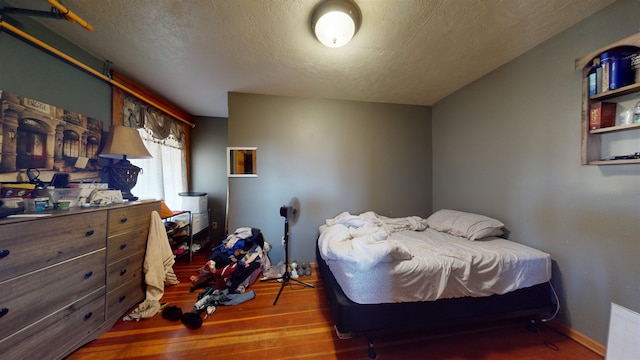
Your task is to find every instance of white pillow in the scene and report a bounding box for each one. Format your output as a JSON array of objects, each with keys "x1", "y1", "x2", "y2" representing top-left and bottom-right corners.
[{"x1": 426, "y1": 209, "x2": 504, "y2": 240}]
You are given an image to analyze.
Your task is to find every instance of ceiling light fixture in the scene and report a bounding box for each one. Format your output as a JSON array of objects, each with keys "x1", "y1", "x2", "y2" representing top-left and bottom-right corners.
[{"x1": 311, "y1": 0, "x2": 361, "y2": 48}]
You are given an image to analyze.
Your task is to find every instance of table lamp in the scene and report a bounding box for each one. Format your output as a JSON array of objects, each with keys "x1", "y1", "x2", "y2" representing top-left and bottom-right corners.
[{"x1": 99, "y1": 125, "x2": 152, "y2": 201}]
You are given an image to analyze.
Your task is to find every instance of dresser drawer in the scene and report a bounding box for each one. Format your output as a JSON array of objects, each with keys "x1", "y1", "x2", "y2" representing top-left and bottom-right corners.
[
  {"x1": 107, "y1": 251, "x2": 144, "y2": 290},
  {"x1": 108, "y1": 202, "x2": 157, "y2": 237},
  {"x1": 0, "y1": 211, "x2": 106, "y2": 282},
  {"x1": 106, "y1": 277, "x2": 145, "y2": 320},
  {"x1": 0, "y1": 289, "x2": 105, "y2": 360},
  {"x1": 107, "y1": 226, "x2": 148, "y2": 263},
  {"x1": 0, "y1": 249, "x2": 106, "y2": 339}
]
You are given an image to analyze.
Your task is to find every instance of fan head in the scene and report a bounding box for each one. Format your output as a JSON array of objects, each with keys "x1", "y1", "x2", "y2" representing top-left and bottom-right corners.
[{"x1": 279, "y1": 197, "x2": 300, "y2": 225}]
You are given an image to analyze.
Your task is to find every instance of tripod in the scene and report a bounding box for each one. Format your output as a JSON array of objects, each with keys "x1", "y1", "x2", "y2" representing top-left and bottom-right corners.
[{"x1": 261, "y1": 211, "x2": 314, "y2": 305}]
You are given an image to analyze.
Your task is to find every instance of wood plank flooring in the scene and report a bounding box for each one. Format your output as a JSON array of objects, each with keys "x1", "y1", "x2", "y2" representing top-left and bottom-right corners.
[{"x1": 67, "y1": 250, "x2": 604, "y2": 360}]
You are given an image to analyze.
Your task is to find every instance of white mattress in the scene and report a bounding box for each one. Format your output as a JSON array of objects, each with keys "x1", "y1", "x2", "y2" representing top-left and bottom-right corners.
[{"x1": 324, "y1": 228, "x2": 552, "y2": 304}]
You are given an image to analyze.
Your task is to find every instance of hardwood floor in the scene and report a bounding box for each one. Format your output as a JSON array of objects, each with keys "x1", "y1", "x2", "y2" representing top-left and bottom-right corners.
[{"x1": 67, "y1": 250, "x2": 604, "y2": 360}]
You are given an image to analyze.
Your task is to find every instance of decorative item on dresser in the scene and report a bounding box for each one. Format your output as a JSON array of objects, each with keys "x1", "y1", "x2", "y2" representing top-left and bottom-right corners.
[
  {"x1": 0, "y1": 200, "x2": 160, "y2": 360},
  {"x1": 99, "y1": 125, "x2": 153, "y2": 201}
]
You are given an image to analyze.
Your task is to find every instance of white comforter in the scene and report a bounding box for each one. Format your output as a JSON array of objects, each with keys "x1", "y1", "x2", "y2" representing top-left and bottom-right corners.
[
  {"x1": 318, "y1": 212, "x2": 552, "y2": 304},
  {"x1": 318, "y1": 211, "x2": 427, "y2": 271}
]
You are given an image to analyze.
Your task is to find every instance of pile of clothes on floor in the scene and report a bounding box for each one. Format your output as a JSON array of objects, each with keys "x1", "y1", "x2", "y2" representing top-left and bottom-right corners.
[
  {"x1": 160, "y1": 227, "x2": 274, "y2": 329},
  {"x1": 162, "y1": 287, "x2": 259, "y2": 329},
  {"x1": 190, "y1": 227, "x2": 273, "y2": 293}
]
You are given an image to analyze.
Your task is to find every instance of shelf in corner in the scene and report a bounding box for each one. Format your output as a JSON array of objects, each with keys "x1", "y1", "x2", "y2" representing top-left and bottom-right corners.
[
  {"x1": 590, "y1": 123, "x2": 640, "y2": 134},
  {"x1": 589, "y1": 158, "x2": 640, "y2": 165},
  {"x1": 589, "y1": 83, "x2": 640, "y2": 101}
]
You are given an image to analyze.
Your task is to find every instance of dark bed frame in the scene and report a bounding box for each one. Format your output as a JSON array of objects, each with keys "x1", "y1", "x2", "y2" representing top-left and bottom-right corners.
[{"x1": 316, "y1": 244, "x2": 557, "y2": 358}]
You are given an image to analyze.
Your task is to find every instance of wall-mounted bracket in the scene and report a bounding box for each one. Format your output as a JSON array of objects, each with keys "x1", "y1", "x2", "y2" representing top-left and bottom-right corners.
[
  {"x1": 1, "y1": 7, "x2": 66, "y2": 20},
  {"x1": 0, "y1": 1, "x2": 93, "y2": 31}
]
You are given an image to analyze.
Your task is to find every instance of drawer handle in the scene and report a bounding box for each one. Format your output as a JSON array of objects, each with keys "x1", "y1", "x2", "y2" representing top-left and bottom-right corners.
[
  {"x1": 0, "y1": 249, "x2": 9, "y2": 260},
  {"x1": 120, "y1": 269, "x2": 127, "y2": 276},
  {"x1": 120, "y1": 217, "x2": 128, "y2": 224},
  {"x1": 119, "y1": 295, "x2": 126, "y2": 303},
  {"x1": 0, "y1": 308, "x2": 8, "y2": 318},
  {"x1": 84, "y1": 312, "x2": 93, "y2": 321},
  {"x1": 119, "y1": 243, "x2": 127, "y2": 250},
  {"x1": 85, "y1": 229, "x2": 95, "y2": 237},
  {"x1": 84, "y1": 271, "x2": 93, "y2": 279}
]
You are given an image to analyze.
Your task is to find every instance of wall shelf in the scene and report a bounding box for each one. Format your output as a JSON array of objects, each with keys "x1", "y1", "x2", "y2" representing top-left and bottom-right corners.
[
  {"x1": 590, "y1": 122, "x2": 640, "y2": 134},
  {"x1": 588, "y1": 158, "x2": 640, "y2": 165},
  {"x1": 589, "y1": 83, "x2": 640, "y2": 101},
  {"x1": 577, "y1": 32, "x2": 640, "y2": 165}
]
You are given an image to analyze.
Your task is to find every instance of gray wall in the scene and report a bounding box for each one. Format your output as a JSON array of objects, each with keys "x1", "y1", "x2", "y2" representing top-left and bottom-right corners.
[
  {"x1": 226, "y1": 92, "x2": 432, "y2": 264},
  {"x1": 190, "y1": 116, "x2": 229, "y2": 242},
  {"x1": 432, "y1": 0, "x2": 640, "y2": 345},
  {"x1": 1, "y1": 12, "x2": 112, "y2": 185},
  {"x1": 0, "y1": 13, "x2": 110, "y2": 124}
]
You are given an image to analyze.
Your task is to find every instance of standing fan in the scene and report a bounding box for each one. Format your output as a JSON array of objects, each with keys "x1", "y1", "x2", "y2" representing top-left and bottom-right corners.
[{"x1": 261, "y1": 198, "x2": 314, "y2": 305}]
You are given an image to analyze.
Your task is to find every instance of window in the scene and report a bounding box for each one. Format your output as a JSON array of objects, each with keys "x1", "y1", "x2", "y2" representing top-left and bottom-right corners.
[
  {"x1": 124, "y1": 98, "x2": 187, "y2": 210},
  {"x1": 130, "y1": 127, "x2": 186, "y2": 210}
]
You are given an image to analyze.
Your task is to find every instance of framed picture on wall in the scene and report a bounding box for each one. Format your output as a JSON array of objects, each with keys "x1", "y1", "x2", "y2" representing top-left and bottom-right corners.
[
  {"x1": 0, "y1": 90, "x2": 103, "y2": 184},
  {"x1": 227, "y1": 147, "x2": 257, "y2": 177}
]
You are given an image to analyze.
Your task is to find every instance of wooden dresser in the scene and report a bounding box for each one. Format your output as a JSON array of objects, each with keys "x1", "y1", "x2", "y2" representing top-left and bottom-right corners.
[{"x1": 0, "y1": 200, "x2": 160, "y2": 360}]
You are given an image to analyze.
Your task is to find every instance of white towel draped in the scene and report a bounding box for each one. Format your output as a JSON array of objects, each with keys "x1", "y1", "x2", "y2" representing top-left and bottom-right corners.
[{"x1": 124, "y1": 210, "x2": 179, "y2": 321}]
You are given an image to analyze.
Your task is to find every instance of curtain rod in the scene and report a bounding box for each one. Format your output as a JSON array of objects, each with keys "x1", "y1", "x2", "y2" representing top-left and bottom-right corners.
[
  {"x1": 47, "y1": 0, "x2": 94, "y2": 31},
  {"x1": 0, "y1": 20, "x2": 195, "y2": 127}
]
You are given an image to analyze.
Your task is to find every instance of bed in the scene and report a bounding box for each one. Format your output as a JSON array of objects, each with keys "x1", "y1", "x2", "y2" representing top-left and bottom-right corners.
[{"x1": 316, "y1": 209, "x2": 557, "y2": 358}]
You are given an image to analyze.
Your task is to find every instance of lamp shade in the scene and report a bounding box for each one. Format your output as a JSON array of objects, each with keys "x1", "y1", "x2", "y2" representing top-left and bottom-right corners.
[
  {"x1": 99, "y1": 125, "x2": 152, "y2": 159},
  {"x1": 311, "y1": 0, "x2": 361, "y2": 48}
]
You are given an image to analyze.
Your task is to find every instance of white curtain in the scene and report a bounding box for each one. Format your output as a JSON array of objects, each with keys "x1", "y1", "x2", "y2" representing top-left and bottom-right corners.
[{"x1": 130, "y1": 128, "x2": 186, "y2": 210}]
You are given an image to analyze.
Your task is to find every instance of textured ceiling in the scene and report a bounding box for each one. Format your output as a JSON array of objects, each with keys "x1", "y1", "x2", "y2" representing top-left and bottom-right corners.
[{"x1": 4, "y1": 0, "x2": 614, "y2": 117}]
